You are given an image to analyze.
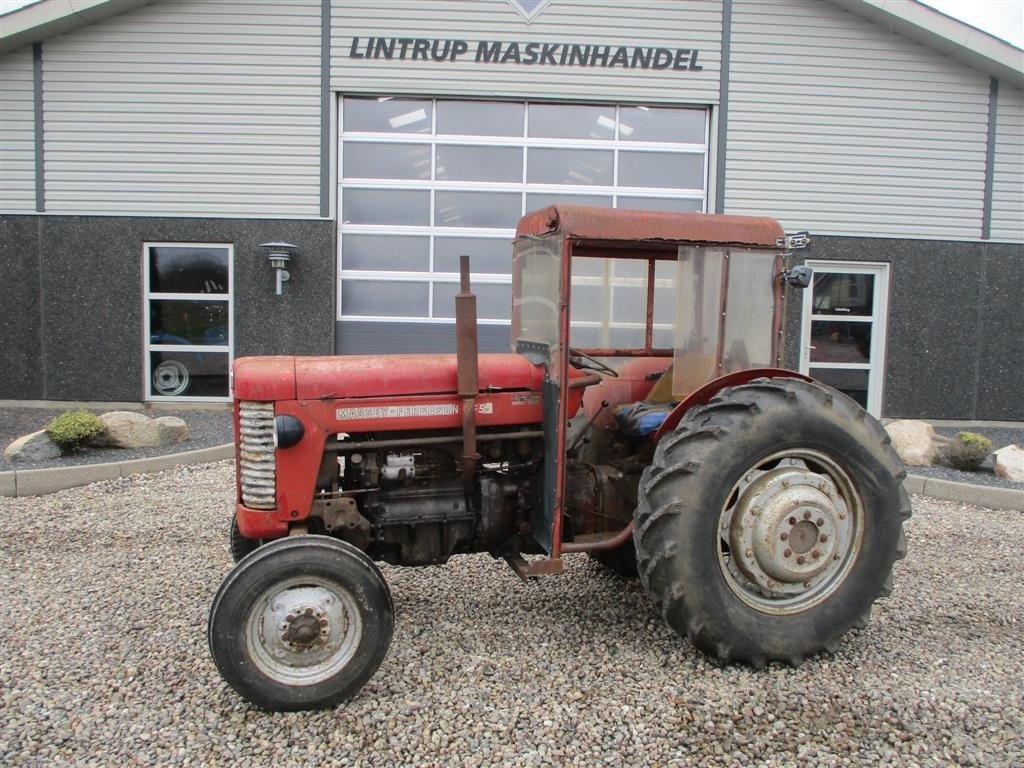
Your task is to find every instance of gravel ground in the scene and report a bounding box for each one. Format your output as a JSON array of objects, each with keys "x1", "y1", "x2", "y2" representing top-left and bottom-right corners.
[
  {"x1": 1, "y1": 463, "x2": 1022, "y2": 768},
  {"x1": 0, "y1": 406, "x2": 232, "y2": 471},
  {"x1": 905, "y1": 426, "x2": 1024, "y2": 491}
]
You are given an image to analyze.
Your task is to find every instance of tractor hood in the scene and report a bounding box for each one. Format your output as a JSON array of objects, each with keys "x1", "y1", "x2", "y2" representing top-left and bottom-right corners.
[{"x1": 233, "y1": 353, "x2": 545, "y2": 402}]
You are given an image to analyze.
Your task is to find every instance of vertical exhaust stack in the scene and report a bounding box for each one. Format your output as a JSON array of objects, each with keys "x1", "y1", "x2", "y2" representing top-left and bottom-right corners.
[{"x1": 455, "y1": 254, "x2": 480, "y2": 482}]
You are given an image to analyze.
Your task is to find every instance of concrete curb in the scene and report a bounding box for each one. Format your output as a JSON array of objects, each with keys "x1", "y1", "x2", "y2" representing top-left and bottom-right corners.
[
  {"x1": 903, "y1": 474, "x2": 1024, "y2": 512},
  {"x1": 1, "y1": 443, "x2": 234, "y2": 498},
  {"x1": 2, "y1": 444, "x2": 1022, "y2": 511}
]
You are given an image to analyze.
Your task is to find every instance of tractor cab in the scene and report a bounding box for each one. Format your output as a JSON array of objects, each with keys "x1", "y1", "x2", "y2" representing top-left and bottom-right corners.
[{"x1": 507, "y1": 205, "x2": 808, "y2": 570}]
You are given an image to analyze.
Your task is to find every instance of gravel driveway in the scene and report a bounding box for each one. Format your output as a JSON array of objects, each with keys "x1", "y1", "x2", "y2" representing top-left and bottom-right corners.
[{"x1": 1, "y1": 463, "x2": 1022, "y2": 767}]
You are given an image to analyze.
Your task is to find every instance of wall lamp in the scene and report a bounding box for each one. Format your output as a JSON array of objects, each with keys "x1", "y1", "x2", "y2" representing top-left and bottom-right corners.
[{"x1": 258, "y1": 242, "x2": 299, "y2": 295}]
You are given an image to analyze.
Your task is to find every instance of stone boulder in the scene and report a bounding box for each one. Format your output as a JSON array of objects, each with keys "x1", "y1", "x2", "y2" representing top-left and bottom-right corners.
[
  {"x1": 993, "y1": 444, "x2": 1024, "y2": 483},
  {"x1": 3, "y1": 430, "x2": 62, "y2": 461},
  {"x1": 95, "y1": 411, "x2": 188, "y2": 449},
  {"x1": 154, "y1": 416, "x2": 189, "y2": 445},
  {"x1": 885, "y1": 420, "x2": 938, "y2": 466}
]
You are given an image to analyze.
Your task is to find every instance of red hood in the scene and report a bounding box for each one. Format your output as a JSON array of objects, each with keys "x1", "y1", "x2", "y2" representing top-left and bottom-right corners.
[{"x1": 234, "y1": 353, "x2": 545, "y2": 401}]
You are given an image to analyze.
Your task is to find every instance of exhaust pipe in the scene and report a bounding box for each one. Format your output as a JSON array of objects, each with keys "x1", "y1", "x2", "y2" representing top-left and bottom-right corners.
[{"x1": 455, "y1": 254, "x2": 479, "y2": 481}]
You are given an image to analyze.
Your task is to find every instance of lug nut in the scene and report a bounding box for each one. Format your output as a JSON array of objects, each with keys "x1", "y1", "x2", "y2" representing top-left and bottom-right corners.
[
  {"x1": 797, "y1": 555, "x2": 805, "y2": 564},
  {"x1": 780, "y1": 532, "x2": 789, "y2": 541},
  {"x1": 811, "y1": 550, "x2": 820, "y2": 559},
  {"x1": 788, "y1": 517, "x2": 796, "y2": 525},
  {"x1": 784, "y1": 549, "x2": 792, "y2": 557},
  {"x1": 816, "y1": 517, "x2": 824, "y2": 526},
  {"x1": 745, "y1": 549, "x2": 753, "y2": 558},
  {"x1": 803, "y1": 511, "x2": 812, "y2": 520},
  {"x1": 820, "y1": 534, "x2": 828, "y2": 543}
]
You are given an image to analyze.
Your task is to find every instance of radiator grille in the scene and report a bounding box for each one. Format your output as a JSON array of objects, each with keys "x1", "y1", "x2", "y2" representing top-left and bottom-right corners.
[{"x1": 238, "y1": 401, "x2": 276, "y2": 510}]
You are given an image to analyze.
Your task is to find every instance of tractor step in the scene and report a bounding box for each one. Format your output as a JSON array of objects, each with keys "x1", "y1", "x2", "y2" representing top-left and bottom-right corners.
[{"x1": 504, "y1": 554, "x2": 564, "y2": 581}]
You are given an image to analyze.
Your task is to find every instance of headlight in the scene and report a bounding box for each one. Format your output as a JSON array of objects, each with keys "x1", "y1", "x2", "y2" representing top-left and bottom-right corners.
[{"x1": 273, "y1": 414, "x2": 305, "y2": 448}]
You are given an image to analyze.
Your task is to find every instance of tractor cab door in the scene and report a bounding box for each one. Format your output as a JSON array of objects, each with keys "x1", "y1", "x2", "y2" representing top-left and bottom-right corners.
[{"x1": 511, "y1": 233, "x2": 572, "y2": 557}]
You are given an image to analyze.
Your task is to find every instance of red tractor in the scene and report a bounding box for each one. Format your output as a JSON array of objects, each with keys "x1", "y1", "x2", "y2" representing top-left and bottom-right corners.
[{"x1": 209, "y1": 206, "x2": 910, "y2": 711}]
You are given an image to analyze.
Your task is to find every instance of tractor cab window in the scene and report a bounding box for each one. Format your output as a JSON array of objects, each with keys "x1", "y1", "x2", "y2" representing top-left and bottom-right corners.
[{"x1": 674, "y1": 246, "x2": 777, "y2": 397}]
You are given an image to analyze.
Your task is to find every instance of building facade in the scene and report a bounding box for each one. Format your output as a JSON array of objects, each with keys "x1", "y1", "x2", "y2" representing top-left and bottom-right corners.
[{"x1": 1, "y1": 0, "x2": 1021, "y2": 419}]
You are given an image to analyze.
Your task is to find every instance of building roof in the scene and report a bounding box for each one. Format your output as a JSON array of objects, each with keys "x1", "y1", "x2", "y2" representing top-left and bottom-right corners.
[{"x1": 1, "y1": 0, "x2": 1021, "y2": 84}]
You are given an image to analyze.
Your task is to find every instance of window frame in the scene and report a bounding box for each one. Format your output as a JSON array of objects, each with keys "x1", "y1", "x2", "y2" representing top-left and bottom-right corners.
[{"x1": 142, "y1": 242, "x2": 234, "y2": 403}]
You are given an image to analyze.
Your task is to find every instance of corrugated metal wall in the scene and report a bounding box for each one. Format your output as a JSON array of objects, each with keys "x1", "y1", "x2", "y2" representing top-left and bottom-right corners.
[
  {"x1": 0, "y1": 48, "x2": 36, "y2": 213},
  {"x1": 725, "y1": 0, "x2": 992, "y2": 239},
  {"x1": 330, "y1": 0, "x2": 722, "y2": 104},
  {"x1": 991, "y1": 85, "x2": 1023, "y2": 242},
  {"x1": 39, "y1": 0, "x2": 322, "y2": 217}
]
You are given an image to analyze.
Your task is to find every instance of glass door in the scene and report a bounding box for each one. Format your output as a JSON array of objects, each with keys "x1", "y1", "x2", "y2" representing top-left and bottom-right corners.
[
  {"x1": 800, "y1": 262, "x2": 889, "y2": 417},
  {"x1": 144, "y1": 243, "x2": 233, "y2": 401}
]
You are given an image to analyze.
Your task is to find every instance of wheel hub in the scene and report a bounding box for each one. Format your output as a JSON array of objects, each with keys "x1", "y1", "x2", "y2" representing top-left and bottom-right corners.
[
  {"x1": 727, "y1": 463, "x2": 854, "y2": 603},
  {"x1": 246, "y1": 583, "x2": 360, "y2": 683},
  {"x1": 280, "y1": 606, "x2": 329, "y2": 651}
]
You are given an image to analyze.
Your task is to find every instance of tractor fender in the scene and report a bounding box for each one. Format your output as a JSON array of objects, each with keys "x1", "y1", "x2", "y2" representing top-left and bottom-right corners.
[{"x1": 651, "y1": 368, "x2": 813, "y2": 443}]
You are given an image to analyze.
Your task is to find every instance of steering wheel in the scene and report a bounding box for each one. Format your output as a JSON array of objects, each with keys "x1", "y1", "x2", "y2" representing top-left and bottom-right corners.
[{"x1": 569, "y1": 349, "x2": 619, "y2": 377}]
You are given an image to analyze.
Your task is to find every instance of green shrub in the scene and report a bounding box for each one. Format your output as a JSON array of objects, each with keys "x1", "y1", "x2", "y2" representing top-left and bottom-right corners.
[
  {"x1": 45, "y1": 410, "x2": 104, "y2": 452},
  {"x1": 945, "y1": 431, "x2": 992, "y2": 471}
]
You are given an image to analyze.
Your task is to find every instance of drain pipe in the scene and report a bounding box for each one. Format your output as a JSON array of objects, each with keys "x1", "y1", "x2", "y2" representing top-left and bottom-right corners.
[{"x1": 456, "y1": 254, "x2": 480, "y2": 481}]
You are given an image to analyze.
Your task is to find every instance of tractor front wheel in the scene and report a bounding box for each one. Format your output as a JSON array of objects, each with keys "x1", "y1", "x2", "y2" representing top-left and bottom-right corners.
[
  {"x1": 634, "y1": 377, "x2": 910, "y2": 667},
  {"x1": 208, "y1": 535, "x2": 394, "y2": 710}
]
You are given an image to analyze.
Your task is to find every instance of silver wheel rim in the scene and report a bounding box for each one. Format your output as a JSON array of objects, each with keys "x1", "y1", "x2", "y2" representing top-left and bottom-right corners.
[
  {"x1": 245, "y1": 576, "x2": 363, "y2": 686},
  {"x1": 153, "y1": 360, "x2": 189, "y2": 396},
  {"x1": 717, "y1": 449, "x2": 864, "y2": 615}
]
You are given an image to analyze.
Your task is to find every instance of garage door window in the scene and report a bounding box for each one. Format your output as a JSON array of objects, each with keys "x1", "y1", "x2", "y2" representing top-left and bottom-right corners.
[
  {"x1": 338, "y1": 97, "x2": 708, "y2": 339},
  {"x1": 144, "y1": 243, "x2": 233, "y2": 401}
]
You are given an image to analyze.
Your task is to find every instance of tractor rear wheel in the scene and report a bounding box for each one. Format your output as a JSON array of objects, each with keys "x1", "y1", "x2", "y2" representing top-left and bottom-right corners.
[
  {"x1": 634, "y1": 377, "x2": 910, "y2": 667},
  {"x1": 208, "y1": 535, "x2": 394, "y2": 710}
]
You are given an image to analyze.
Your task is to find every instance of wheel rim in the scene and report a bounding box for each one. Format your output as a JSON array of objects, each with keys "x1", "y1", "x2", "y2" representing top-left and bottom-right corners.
[
  {"x1": 717, "y1": 448, "x2": 864, "y2": 615},
  {"x1": 245, "y1": 576, "x2": 363, "y2": 686},
  {"x1": 153, "y1": 360, "x2": 189, "y2": 396}
]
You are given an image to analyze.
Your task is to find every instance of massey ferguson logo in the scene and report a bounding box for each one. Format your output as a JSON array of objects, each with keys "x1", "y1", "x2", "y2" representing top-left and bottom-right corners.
[
  {"x1": 337, "y1": 402, "x2": 495, "y2": 420},
  {"x1": 508, "y1": 0, "x2": 552, "y2": 23}
]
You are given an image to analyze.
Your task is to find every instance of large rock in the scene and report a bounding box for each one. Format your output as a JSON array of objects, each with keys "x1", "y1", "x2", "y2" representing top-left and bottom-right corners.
[
  {"x1": 154, "y1": 416, "x2": 189, "y2": 445},
  {"x1": 3, "y1": 430, "x2": 62, "y2": 461},
  {"x1": 993, "y1": 444, "x2": 1024, "y2": 483},
  {"x1": 96, "y1": 411, "x2": 162, "y2": 448},
  {"x1": 885, "y1": 419, "x2": 938, "y2": 466}
]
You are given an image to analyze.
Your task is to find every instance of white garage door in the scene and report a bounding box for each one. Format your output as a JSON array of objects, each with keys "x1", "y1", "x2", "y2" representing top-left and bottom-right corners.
[{"x1": 337, "y1": 96, "x2": 709, "y2": 353}]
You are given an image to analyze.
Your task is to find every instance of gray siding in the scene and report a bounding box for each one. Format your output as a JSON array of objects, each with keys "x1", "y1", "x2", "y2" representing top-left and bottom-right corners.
[
  {"x1": 40, "y1": 0, "x2": 322, "y2": 218},
  {"x1": 331, "y1": 0, "x2": 722, "y2": 105},
  {"x1": 990, "y1": 84, "x2": 1024, "y2": 242},
  {"x1": 726, "y1": 0, "x2": 991, "y2": 239},
  {"x1": 0, "y1": 48, "x2": 36, "y2": 213}
]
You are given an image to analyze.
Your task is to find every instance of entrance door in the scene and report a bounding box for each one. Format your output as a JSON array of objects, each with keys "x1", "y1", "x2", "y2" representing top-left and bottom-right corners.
[
  {"x1": 800, "y1": 262, "x2": 889, "y2": 417},
  {"x1": 144, "y1": 243, "x2": 233, "y2": 401}
]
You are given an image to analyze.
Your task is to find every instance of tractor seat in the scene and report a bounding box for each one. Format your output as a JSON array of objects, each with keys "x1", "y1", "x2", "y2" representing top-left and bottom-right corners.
[
  {"x1": 612, "y1": 362, "x2": 679, "y2": 437},
  {"x1": 613, "y1": 400, "x2": 675, "y2": 437}
]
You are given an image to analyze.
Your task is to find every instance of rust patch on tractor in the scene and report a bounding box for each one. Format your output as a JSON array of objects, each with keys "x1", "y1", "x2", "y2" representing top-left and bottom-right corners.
[{"x1": 516, "y1": 205, "x2": 784, "y2": 248}]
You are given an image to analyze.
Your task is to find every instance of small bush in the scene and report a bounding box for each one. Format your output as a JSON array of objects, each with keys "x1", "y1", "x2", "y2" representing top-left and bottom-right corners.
[
  {"x1": 45, "y1": 410, "x2": 104, "y2": 452},
  {"x1": 945, "y1": 431, "x2": 992, "y2": 471}
]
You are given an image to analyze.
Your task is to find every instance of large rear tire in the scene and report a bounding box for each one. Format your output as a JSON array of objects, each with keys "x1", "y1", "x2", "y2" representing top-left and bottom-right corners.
[
  {"x1": 634, "y1": 377, "x2": 910, "y2": 667},
  {"x1": 208, "y1": 535, "x2": 394, "y2": 711}
]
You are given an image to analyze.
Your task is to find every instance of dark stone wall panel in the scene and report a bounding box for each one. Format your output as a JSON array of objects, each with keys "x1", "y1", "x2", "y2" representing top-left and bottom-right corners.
[
  {"x1": 0, "y1": 216, "x2": 43, "y2": 399},
  {"x1": 975, "y1": 244, "x2": 1024, "y2": 421},
  {"x1": 781, "y1": 236, "x2": 1022, "y2": 420},
  {"x1": 1, "y1": 215, "x2": 335, "y2": 402},
  {"x1": 38, "y1": 217, "x2": 145, "y2": 401}
]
